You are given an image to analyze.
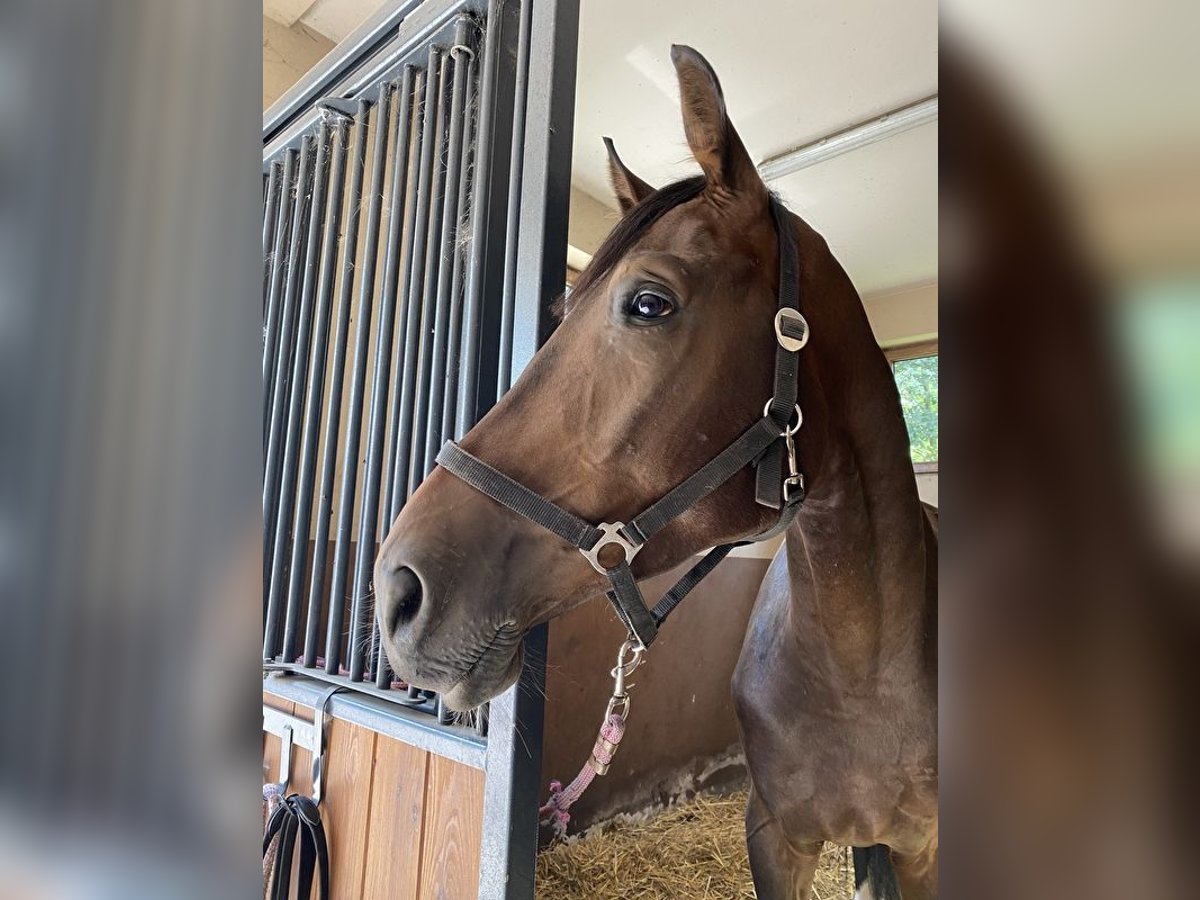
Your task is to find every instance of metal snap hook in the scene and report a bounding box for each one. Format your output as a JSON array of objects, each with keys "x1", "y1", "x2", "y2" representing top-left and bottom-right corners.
[{"x1": 605, "y1": 638, "x2": 645, "y2": 718}]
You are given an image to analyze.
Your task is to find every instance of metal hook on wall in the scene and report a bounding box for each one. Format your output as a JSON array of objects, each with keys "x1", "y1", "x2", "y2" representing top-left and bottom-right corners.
[
  {"x1": 263, "y1": 686, "x2": 347, "y2": 802},
  {"x1": 311, "y1": 686, "x2": 346, "y2": 805}
]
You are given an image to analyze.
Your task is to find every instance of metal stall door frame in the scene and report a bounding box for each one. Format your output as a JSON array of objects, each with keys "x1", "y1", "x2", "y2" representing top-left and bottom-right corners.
[{"x1": 261, "y1": 2, "x2": 579, "y2": 897}]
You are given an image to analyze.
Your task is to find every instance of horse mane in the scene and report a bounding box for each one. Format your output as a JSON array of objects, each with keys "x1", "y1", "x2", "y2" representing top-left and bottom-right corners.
[{"x1": 556, "y1": 175, "x2": 707, "y2": 318}]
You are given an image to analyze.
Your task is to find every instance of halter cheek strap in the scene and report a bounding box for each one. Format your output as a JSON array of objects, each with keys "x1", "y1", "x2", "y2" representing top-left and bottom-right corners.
[{"x1": 434, "y1": 198, "x2": 807, "y2": 649}]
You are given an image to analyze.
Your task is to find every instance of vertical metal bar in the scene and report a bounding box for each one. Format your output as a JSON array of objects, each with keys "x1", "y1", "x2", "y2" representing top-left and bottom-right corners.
[
  {"x1": 264, "y1": 151, "x2": 297, "y2": 389},
  {"x1": 406, "y1": 52, "x2": 453, "y2": 495},
  {"x1": 424, "y1": 19, "x2": 474, "y2": 475},
  {"x1": 324, "y1": 82, "x2": 392, "y2": 676},
  {"x1": 457, "y1": 0, "x2": 520, "y2": 438},
  {"x1": 480, "y1": 0, "x2": 579, "y2": 896},
  {"x1": 347, "y1": 68, "x2": 416, "y2": 683},
  {"x1": 263, "y1": 137, "x2": 313, "y2": 658},
  {"x1": 379, "y1": 68, "x2": 427, "y2": 529},
  {"x1": 509, "y1": 5, "x2": 575, "y2": 373},
  {"x1": 392, "y1": 46, "x2": 443, "y2": 502},
  {"x1": 281, "y1": 115, "x2": 350, "y2": 663},
  {"x1": 374, "y1": 67, "x2": 427, "y2": 689},
  {"x1": 262, "y1": 162, "x2": 282, "y2": 298},
  {"x1": 479, "y1": 626, "x2": 547, "y2": 900},
  {"x1": 440, "y1": 58, "x2": 476, "y2": 447},
  {"x1": 265, "y1": 140, "x2": 313, "y2": 498},
  {"x1": 306, "y1": 100, "x2": 369, "y2": 669},
  {"x1": 267, "y1": 121, "x2": 333, "y2": 663},
  {"x1": 495, "y1": 0, "x2": 534, "y2": 399}
]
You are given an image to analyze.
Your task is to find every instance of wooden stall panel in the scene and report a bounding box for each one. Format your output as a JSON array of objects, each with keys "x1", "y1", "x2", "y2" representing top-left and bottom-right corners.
[
  {"x1": 263, "y1": 694, "x2": 487, "y2": 900},
  {"x1": 362, "y1": 736, "x2": 430, "y2": 899},
  {"x1": 418, "y1": 755, "x2": 485, "y2": 900},
  {"x1": 292, "y1": 702, "x2": 377, "y2": 898}
]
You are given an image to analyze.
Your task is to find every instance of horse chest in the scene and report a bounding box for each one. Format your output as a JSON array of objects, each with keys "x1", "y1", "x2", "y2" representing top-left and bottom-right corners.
[
  {"x1": 733, "y1": 570, "x2": 937, "y2": 846},
  {"x1": 738, "y1": 687, "x2": 937, "y2": 846}
]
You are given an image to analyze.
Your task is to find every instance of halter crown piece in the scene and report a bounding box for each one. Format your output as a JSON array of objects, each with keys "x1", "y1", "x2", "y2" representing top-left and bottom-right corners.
[{"x1": 435, "y1": 198, "x2": 808, "y2": 650}]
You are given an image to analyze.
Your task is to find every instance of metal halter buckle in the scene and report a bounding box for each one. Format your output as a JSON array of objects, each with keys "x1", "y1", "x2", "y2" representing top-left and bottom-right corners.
[
  {"x1": 774, "y1": 308, "x2": 810, "y2": 351},
  {"x1": 580, "y1": 522, "x2": 642, "y2": 574}
]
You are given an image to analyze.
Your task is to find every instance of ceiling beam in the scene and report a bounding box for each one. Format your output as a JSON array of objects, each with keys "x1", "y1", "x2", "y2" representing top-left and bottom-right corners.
[{"x1": 758, "y1": 96, "x2": 938, "y2": 181}]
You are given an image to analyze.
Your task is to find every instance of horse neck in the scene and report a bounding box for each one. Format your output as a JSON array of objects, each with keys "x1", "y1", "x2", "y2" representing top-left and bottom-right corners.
[{"x1": 781, "y1": 243, "x2": 931, "y2": 681}]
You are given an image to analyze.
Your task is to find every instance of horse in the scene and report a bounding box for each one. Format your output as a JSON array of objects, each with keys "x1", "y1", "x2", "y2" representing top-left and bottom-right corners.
[{"x1": 375, "y1": 45, "x2": 938, "y2": 899}]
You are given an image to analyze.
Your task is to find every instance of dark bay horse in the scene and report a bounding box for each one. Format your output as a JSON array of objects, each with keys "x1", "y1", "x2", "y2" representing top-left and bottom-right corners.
[{"x1": 375, "y1": 45, "x2": 937, "y2": 899}]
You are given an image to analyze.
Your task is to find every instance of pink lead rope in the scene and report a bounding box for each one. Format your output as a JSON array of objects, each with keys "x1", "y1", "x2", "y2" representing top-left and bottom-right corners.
[
  {"x1": 538, "y1": 712, "x2": 627, "y2": 835},
  {"x1": 538, "y1": 638, "x2": 645, "y2": 837}
]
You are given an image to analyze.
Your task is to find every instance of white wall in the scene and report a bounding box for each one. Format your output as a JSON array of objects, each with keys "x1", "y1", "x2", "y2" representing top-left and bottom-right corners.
[
  {"x1": 916, "y1": 472, "x2": 938, "y2": 507},
  {"x1": 263, "y1": 16, "x2": 334, "y2": 110},
  {"x1": 862, "y1": 281, "x2": 938, "y2": 348}
]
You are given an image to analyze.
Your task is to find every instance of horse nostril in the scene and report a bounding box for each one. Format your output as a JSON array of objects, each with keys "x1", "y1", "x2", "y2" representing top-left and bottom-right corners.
[{"x1": 383, "y1": 566, "x2": 423, "y2": 635}]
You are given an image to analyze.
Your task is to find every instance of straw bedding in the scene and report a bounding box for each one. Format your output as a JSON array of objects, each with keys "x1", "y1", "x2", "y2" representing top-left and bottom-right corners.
[{"x1": 536, "y1": 790, "x2": 855, "y2": 899}]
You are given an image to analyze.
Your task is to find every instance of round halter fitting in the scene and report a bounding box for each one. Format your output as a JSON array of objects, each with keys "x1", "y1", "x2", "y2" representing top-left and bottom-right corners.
[{"x1": 764, "y1": 401, "x2": 803, "y2": 436}]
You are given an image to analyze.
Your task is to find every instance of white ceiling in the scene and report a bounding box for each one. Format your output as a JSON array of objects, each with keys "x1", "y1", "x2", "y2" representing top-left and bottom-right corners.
[
  {"x1": 572, "y1": 0, "x2": 938, "y2": 294},
  {"x1": 267, "y1": 0, "x2": 939, "y2": 295}
]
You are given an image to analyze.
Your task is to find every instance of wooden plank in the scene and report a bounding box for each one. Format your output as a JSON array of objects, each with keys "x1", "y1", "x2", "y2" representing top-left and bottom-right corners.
[
  {"x1": 418, "y1": 754, "x2": 485, "y2": 900},
  {"x1": 362, "y1": 737, "x2": 429, "y2": 899},
  {"x1": 265, "y1": 692, "x2": 295, "y2": 713},
  {"x1": 318, "y1": 709, "x2": 377, "y2": 899},
  {"x1": 292, "y1": 741, "x2": 316, "y2": 798},
  {"x1": 285, "y1": 703, "x2": 386, "y2": 899}
]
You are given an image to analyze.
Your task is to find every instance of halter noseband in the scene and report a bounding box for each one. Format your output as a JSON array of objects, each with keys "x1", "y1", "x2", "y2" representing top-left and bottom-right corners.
[{"x1": 435, "y1": 199, "x2": 808, "y2": 649}]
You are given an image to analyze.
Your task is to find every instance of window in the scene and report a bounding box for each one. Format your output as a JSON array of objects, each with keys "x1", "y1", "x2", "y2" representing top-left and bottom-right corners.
[
  {"x1": 1119, "y1": 281, "x2": 1200, "y2": 480},
  {"x1": 889, "y1": 343, "x2": 938, "y2": 468}
]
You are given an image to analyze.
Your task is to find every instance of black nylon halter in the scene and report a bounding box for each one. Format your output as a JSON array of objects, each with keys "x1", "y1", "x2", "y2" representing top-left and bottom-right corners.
[{"x1": 435, "y1": 198, "x2": 808, "y2": 648}]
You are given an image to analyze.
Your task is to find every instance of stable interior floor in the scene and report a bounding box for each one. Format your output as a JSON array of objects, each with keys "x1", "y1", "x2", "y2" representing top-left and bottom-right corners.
[{"x1": 536, "y1": 790, "x2": 855, "y2": 899}]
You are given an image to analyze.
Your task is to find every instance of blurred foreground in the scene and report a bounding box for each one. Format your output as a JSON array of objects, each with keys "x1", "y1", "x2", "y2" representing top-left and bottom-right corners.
[{"x1": 941, "y1": 2, "x2": 1199, "y2": 898}]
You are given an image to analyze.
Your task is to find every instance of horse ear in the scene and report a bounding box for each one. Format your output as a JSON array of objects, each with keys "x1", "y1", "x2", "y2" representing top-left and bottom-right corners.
[
  {"x1": 603, "y1": 137, "x2": 655, "y2": 212},
  {"x1": 670, "y1": 44, "x2": 766, "y2": 202}
]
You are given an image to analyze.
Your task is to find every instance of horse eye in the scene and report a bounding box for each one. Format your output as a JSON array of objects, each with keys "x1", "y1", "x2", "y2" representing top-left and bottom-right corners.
[{"x1": 628, "y1": 290, "x2": 674, "y2": 320}]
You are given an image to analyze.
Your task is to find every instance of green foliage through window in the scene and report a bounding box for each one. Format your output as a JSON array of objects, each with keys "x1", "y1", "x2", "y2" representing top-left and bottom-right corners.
[
  {"x1": 1118, "y1": 282, "x2": 1200, "y2": 478},
  {"x1": 892, "y1": 355, "x2": 938, "y2": 463}
]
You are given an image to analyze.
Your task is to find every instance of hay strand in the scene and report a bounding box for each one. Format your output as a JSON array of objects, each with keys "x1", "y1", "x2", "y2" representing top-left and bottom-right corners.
[{"x1": 536, "y1": 790, "x2": 855, "y2": 899}]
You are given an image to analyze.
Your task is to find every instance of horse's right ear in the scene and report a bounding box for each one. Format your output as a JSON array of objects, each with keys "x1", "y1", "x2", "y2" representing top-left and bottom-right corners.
[
  {"x1": 670, "y1": 44, "x2": 766, "y2": 204},
  {"x1": 603, "y1": 137, "x2": 655, "y2": 212}
]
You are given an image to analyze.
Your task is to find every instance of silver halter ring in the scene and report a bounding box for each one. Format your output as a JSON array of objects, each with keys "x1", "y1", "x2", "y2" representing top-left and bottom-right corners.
[{"x1": 764, "y1": 401, "x2": 803, "y2": 436}]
